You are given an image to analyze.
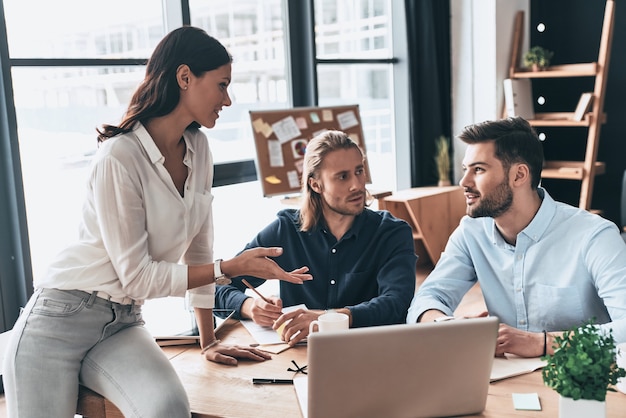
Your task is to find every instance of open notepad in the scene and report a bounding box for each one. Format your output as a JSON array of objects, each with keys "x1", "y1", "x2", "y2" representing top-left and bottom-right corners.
[
  {"x1": 240, "y1": 304, "x2": 307, "y2": 354},
  {"x1": 490, "y1": 354, "x2": 547, "y2": 382}
]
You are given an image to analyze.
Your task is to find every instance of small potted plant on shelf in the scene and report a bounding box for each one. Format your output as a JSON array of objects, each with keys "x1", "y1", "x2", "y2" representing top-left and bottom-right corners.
[
  {"x1": 523, "y1": 45, "x2": 554, "y2": 71},
  {"x1": 541, "y1": 319, "x2": 626, "y2": 418},
  {"x1": 434, "y1": 135, "x2": 451, "y2": 187}
]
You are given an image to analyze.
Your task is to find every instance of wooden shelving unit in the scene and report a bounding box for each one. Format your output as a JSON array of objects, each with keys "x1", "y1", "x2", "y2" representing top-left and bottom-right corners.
[{"x1": 505, "y1": 0, "x2": 615, "y2": 210}]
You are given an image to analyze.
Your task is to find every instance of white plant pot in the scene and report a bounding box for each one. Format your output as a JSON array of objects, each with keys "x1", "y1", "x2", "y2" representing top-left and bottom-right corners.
[{"x1": 559, "y1": 395, "x2": 606, "y2": 418}]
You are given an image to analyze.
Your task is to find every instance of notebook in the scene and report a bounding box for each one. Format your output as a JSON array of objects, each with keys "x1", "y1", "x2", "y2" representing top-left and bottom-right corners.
[{"x1": 294, "y1": 316, "x2": 499, "y2": 418}]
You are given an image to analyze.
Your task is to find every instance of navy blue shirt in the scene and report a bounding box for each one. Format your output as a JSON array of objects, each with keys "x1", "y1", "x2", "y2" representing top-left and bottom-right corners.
[{"x1": 215, "y1": 208, "x2": 417, "y2": 327}]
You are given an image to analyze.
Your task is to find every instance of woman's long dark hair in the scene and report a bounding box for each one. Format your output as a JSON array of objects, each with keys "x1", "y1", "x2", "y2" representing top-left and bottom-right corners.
[{"x1": 97, "y1": 26, "x2": 232, "y2": 143}]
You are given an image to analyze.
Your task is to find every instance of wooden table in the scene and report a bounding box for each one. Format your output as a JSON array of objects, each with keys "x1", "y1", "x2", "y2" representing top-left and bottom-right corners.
[
  {"x1": 170, "y1": 323, "x2": 307, "y2": 418},
  {"x1": 173, "y1": 322, "x2": 626, "y2": 418}
]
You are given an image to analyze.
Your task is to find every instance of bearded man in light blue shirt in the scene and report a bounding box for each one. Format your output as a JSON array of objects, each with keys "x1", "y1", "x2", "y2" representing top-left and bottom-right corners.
[{"x1": 407, "y1": 117, "x2": 626, "y2": 358}]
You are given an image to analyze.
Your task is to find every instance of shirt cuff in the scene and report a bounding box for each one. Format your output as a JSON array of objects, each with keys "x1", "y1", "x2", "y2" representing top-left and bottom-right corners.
[
  {"x1": 170, "y1": 263, "x2": 189, "y2": 297},
  {"x1": 187, "y1": 283, "x2": 216, "y2": 309},
  {"x1": 407, "y1": 300, "x2": 453, "y2": 323}
]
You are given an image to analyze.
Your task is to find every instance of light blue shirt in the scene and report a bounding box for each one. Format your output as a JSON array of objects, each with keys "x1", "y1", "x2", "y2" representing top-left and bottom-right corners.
[{"x1": 407, "y1": 188, "x2": 626, "y2": 343}]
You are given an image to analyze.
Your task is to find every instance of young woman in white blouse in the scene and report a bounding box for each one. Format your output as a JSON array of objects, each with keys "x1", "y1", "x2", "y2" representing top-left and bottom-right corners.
[{"x1": 2, "y1": 26, "x2": 311, "y2": 418}]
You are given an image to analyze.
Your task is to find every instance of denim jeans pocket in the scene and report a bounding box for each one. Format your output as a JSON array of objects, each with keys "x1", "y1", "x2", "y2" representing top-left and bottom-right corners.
[{"x1": 32, "y1": 289, "x2": 87, "y2": 317}]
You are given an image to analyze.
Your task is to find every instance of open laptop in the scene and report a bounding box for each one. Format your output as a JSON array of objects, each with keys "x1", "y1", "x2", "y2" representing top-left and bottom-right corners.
[{"x1": 294, "y1": 316, "x2": 499, "y2": 418}]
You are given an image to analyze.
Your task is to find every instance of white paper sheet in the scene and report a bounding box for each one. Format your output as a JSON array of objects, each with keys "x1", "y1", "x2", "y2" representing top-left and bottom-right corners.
[{"x1": 240, "y1": 304, "x2": 308, "y2": 344}]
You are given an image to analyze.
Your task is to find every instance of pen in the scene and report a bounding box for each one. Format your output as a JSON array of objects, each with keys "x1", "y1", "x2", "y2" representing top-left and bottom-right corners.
[
  {"x1": 242, "y1": 279, "x2": 273, "y2": 305},
  {"x1": 252, "y1": 378, "x2": 293, "y2": 385},
  {"x1": 249, "y1": 340, "x2": 307, "y2": 347}
]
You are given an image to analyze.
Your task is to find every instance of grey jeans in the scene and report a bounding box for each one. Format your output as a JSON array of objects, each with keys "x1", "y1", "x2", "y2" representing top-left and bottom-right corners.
[{"x1": 2, "y1": 288, "x2": 191, "y2": 418}]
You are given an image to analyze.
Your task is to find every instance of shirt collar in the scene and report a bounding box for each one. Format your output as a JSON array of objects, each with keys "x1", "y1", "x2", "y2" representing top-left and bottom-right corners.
[
  {"x1": 314, "y1": 209, "x2": 368, "y2": 241},
  {"x1": 348, "y1": 210, "x2": 368, "y2": 239},
  {"x1": 489, "y1": 187, "x2": 553, "y2": 245},
  {"x1": 133, "y1": 122, "x2": 162, "y2": 164},
  {"x1": 520, "y1": 187, "x2": 554, "y2": 243},
  {"x1": 133, "y1": 122, "x2": 196, "y2": 165}
]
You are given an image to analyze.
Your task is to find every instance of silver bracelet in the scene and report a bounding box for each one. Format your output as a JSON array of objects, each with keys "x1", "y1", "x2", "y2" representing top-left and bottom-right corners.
[{"x1": 200, "y1": 339, "x2": 221, "y2": 355}]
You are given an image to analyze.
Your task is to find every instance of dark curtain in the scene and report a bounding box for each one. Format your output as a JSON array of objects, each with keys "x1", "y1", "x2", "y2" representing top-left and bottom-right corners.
[
  {"x1": 0, "y1": 0, "x2": 33, "y2": 340},
  {"x1": 405, "y1": 0, "x2": 452, "y2": 187}
]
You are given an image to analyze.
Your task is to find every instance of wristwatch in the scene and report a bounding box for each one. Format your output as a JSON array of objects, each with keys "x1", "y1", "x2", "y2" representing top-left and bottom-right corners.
[{"x1": 213, "y1": 259, "x2": 231, "y2": 285}]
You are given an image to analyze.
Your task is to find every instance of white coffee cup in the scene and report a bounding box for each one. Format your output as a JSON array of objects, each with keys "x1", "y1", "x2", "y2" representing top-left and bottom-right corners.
[
  {"x1": 309, "y1": 311, "x2": 349, "y2": 334},
  {"x1": 616, "y1": 342, "x2": 626, "y2": 394}
]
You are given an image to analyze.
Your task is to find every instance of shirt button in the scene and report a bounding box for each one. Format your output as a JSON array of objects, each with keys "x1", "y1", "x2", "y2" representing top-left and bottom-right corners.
[
  {"x1": 519, "y1": 320, "x2": 526, "y2": 325},
  {"x1": 516, "y1": 288, "x2": 522, "y2": 293},
  {"x1": 330, "y1": 280, "x2": 336, "y2": 285},
  {"x1": 331, "y1": 248, "x2": 337, "y2": 254}
]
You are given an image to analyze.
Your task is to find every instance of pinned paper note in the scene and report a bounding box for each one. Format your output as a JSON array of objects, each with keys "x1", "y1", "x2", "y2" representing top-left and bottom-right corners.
[
  {"x1": 252, "y1": 117, "x2": 274, "y2": 138},
  {"x1": 296, "y1": 116, "x2": 308, "y2": 130},
  {"x1": 252, "y1": 118, "x2": 264, "y2": 132},
  {"x1": 291, "y1": 139, "x2": 307, "y2": 159},
  {"x1": 272, "y1": 116, "x2": 301, "y2": 144},
  {"x1": 265, "y1": 175, "x2": 282, "y2": 185},
  {"x1": 287, "y1": 170, "x2": 300, "y2": 188},
  {"x1": 268, "y1": 140, "x2": 284, "y2": 167},
  {"x1": 260, "y1": 122, "x2": 273, "y2": 138},
  {"x1": 309, "y1": 112, "x2": 320, "y2": 123},
  {"x1": 337, "y1": 110, "x2": 359, "y2": 130},
  {"x1": 322, "y1": 109, "x2": 333, "y2": 122}
]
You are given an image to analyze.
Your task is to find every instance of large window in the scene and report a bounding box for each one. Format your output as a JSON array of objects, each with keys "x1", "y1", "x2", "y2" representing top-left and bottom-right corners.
[
  {"x1": 314, "y1": 0, "x2": 396, "y2": 190},
  {"x1": 0, "y1": 0, "x2": 404, "y2": 331},
  {"x1": 189, "y1": 0, "x2": 289, "y2": 164},
  {"x1": 4, "y1": 0, "x2": 164, "y2": 280}
]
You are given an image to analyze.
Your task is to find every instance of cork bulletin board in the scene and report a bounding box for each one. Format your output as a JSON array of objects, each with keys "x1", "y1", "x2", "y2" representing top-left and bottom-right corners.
[{"x1": 249, "y1": 104, "x2": 372, "y2": 197}]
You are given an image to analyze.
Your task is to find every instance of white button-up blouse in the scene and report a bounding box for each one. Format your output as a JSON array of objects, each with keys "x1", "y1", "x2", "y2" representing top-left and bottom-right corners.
[{"x1": 38, "y1": 122, "x2": 216, "y2": 308}]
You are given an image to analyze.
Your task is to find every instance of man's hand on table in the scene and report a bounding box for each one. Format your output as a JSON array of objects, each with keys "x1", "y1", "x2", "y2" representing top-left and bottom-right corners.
[{"x1": 273, "y1": 308, "x2": 323, "y2": 346}]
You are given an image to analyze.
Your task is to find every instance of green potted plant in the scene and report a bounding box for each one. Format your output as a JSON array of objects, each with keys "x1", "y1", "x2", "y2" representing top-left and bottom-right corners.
[
  {"x1": 523, "y1": 46, "x2": 554, "y2": 71},
  {"x1": 434, "y1": 135, "x2": 451, "y2": 187},
  {"x1": 542, "y1": 320, "x2": 626, "y2": 418}
]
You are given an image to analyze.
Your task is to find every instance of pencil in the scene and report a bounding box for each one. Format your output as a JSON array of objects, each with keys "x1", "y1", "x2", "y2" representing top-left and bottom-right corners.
[{"x1": 241, "y1": 279, "x2": 273, "y2": 304}]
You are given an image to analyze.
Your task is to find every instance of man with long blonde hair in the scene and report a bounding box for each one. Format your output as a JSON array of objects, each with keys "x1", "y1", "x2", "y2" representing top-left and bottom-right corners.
[{"x1": 216, "y1": 130, "x2": 417, "y2": 345}]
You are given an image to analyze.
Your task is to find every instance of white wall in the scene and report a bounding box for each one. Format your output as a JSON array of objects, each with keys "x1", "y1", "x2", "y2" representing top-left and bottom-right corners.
[
  {"x1": 450, "y1": 0, "x2": 529, "y2": 183},
  {"x1": 392, "y1": 0, "x2": 411, "y2": 191}
]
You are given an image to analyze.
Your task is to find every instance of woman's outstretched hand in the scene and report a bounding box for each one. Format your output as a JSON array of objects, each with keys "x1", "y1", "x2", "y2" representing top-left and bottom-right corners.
[{"x1": 225, "y1": 247, "x2": 312, "y2": 284}]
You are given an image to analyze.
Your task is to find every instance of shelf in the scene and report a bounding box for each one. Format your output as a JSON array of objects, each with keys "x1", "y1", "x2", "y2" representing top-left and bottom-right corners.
[
  {"x1": 541, "y1": 161, "x2": 606, "y2": 180},
  {"x1": 511, "y1": 63, "x2": 598, "y2": 78},
  {"x1": 527, "y1": 112, "x2": 607, "y2": 127},
  {"x1": 506, "y1": 1, "x2": 614, "y2": 210}
]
